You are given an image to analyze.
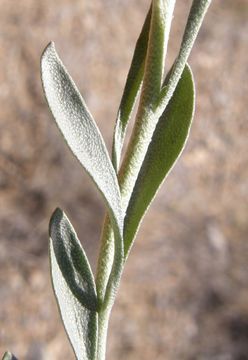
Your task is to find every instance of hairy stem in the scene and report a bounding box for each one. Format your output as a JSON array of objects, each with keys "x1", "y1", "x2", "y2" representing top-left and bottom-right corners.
[
  {"x1": 96, "y1": 308, "x2": 111, "y2": 360},
  {"x1": 157, "y1": 0, "x2": 212, "y2": 113},
  {"x1": 96, "y1": 0, "x2": 175, "y2": 305}
]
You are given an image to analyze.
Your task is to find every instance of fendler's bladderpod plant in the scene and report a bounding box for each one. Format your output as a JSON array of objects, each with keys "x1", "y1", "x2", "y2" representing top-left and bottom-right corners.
[{"x1": 2, "y1": 1, "x2": 212, "y2": 360}]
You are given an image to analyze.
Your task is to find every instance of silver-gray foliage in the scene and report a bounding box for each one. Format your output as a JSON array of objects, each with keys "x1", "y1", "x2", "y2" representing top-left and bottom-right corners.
[{"x1": 2, "y1": 1, "x2": 212, "y2": 359}]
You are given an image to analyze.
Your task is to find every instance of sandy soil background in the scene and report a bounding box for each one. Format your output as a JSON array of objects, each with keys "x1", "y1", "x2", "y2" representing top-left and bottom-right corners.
[{"x1": 0, "y1": 0, "x2": 247, "y2": 359}]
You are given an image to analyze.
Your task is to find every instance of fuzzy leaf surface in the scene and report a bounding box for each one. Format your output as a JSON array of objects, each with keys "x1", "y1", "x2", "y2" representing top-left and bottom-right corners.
[
  {"x1": 124, "y1": 64, "x2": 195, "y2": 256},
  {"x1": 41, "y1": 42, "x2": 123, "y2": 255},
  {"x1": 157, "y1": 0, "x2": 211, "y2": 115},
  {"x1": 139, "y1": 0, "x2": 175, "y2": 109},
  {"x1": 49, "y1": 208, "x2": 97, "y2": 359}
]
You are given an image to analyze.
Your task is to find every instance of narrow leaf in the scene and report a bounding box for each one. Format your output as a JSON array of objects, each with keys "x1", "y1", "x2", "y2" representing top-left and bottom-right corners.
[
  {"x1": 49, "y1": 208, "x2": 97, "y2": 359},
  {"x1": 124, "y1": 64, "x2": 195, "y2": 257},
  {"x1": 41, "y1": 43, "x2": 124, "y2": 300},
  {"x1": 157, "y1": 0, "x2": 211, "y2": 114},
  {"x1": 112, "y1": 5, "x2": 151, "y2": 171},
  {"x1": 2, "y1": 352, "x2": 17, "y2": 360}
]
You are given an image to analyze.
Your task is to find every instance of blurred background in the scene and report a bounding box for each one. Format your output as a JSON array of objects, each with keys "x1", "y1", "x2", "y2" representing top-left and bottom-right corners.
[{"x1": 0, "y1": 0, "x2": 247, "y2": 359}]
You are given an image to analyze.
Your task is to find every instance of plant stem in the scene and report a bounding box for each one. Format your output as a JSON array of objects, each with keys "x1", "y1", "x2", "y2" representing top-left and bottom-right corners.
[
  {"x1": 97, "y1": 308, "x2": 111, "y2": 360},
  {"x1": 96, "y1": 0, "x2": 175, "y2": 304},
  {"x1": 95, "y1": 0, "x2": 213, "y2": 358},
  {"x1": 96, "y1": 219, "x2": 114, "y2": 304}
]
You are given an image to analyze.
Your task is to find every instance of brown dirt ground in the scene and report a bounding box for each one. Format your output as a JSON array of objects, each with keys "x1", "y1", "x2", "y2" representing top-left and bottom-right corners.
[{"x1": 0, "y1": 0, "x2": 248, "y2": 359}]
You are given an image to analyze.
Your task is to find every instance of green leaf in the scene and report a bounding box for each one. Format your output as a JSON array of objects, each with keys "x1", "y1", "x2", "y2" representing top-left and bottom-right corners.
[
  {"x1": 124, "y1": 64, "x2": 195, "y2": 257},
  {"x1": 112, "y1": 5, "x2": 151, "y2": 171},
  {"x1": 2, "y1": 352, "x2": 17, "y2": 360},
  {"x1": 97, "y1": 0, "x2": 176, "y2": 301},
  {"x1": 41, "y1": 43, "x2": 124, "y2": 302},
  {"x1": 49, "y1": 208, "x2": 97, "y2": 359}
]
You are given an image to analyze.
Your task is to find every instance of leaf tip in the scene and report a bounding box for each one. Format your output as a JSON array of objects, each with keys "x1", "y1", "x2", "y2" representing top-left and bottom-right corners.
[
  {"x1": 40, "y1": 41, "x2": 58, "y2": 81},
  {"x1": 41, "y1": 41, "x2": 55, "y2": 59},
  {"x1": 49, "y1": 207, "x2": 63, "y2": 238}
]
